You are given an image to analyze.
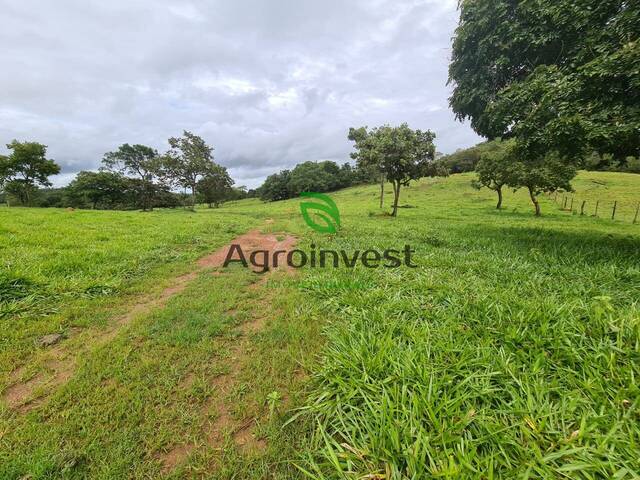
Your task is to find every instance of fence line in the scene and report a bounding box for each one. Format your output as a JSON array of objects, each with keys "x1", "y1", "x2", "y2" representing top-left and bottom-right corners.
[{"x1": 549, "y1": 193, "x2": 639, "y2": 225}]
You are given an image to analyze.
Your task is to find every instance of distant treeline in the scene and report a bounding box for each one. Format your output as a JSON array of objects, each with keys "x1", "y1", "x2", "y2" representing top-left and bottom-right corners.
[
  {"x1": 256, "y1": 160, "x2": 378, "y2": 202},
  {"x1": 0, "y1": 175, "x2": 252, "y2": 210},
  {"x1": 0, "y1": 132, "x2": 250, "y2": 210},
  {"x1": 440, "y1": 141, "x2": 640, "y2": 175}
]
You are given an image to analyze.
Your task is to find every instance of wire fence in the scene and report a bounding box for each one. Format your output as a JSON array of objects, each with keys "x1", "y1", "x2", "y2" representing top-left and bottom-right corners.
[{"x1": 548, "y1": 192, "x2": 640, "y2": 224}]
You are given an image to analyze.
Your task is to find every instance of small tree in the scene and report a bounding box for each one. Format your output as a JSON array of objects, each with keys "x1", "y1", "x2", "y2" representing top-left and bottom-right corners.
[
  {"x1": 474, "y1": 140, "x2": 515, "y2": 209},
  {"x1": 102, "y1": 144, "x2": 160, "y2": 211},
  {"x1": 348, "y1": 123, "x2": 445, "y2": 216},
  {"x1": 508, "y1": 154, "x2": 577, "y2": 216},
  {"x1": 0, "y1": 141, "x2": 60, "y2": 206},
  {"x1": 164, "y1": 131, "x2": 216, "y2": 209},
  {"x1": 197, "y1": 164, "x2": 234, "y2": 208}
]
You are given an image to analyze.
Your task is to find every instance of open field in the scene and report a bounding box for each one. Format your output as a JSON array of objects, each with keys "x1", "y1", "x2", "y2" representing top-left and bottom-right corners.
[
  {"x1": 1, "y1": 171, "x2": 639, "y2": 478},
  {"x1": 553, "y1": 172, "x2": 640, "y2": 223}
]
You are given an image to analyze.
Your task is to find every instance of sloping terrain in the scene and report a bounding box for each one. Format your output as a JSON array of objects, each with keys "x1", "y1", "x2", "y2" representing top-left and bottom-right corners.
[{"x1": 1, "y1": 171, "x2": 639, "y2": 478}]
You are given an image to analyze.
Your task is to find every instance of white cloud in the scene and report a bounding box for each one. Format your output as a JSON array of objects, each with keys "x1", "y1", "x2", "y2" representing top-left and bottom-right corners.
[
  {"x1": 167, "y1": 3, "x2": 205, "y2": 22},
  {"x1": 0, "y1": 0, "x2": 481, "y2": 188}
]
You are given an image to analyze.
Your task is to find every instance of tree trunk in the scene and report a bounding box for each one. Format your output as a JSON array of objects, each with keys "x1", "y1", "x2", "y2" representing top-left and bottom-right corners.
[
  {"x1": 191, "y1": 185, "x2": 197, "y2": 211},
  {"x1": 141, "y1": 179, "x2": 147, "y2": 211},
  {"x1": 528, "y1": 186, "x2": 541, "y2": 216},
  {"x1": 496, "y1": 186, "x2": 503, "y2": 209},
  {"x1": 379, "y1": 174, "x2": 385, "y2": 209},
  {"x1": 391, "y1": 181, "x2": 401, "y2": 217}
]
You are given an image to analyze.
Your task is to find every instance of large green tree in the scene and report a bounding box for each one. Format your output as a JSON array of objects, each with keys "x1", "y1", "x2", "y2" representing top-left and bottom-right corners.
[
  {"x1": 102, "y1": 144, "x2": 161, "y2": 211},
  {"x1": 287, "y1": 161, "x2": 343, "y2": 196},
  {"x1": 257, "y1": 161, "x2": 364, "y2": 202},
  {"x1": 0, "y1": 141, "x2": 60, "y2": 206},
  {"x1": 449, "y1": 0, "x2": 639, "y2": 163},
  {"x1": 197, "y1": 164, "x2": 234, "y2": 208},
  {"x1": 164, "y1": 131, "x2": 217, "y2": 209},
  {"x1": 65, "y1": 170, "x2": 129, "y2": 209},
  {"x1": 259, "y1": 170, "x2": 292, "y2": 202},
  {"x1": 348, "y1": 123, "x2": 444, "y2": 217}
]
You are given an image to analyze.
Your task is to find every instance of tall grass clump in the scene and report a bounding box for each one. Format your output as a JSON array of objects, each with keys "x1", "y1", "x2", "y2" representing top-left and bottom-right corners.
[{"x1": 292, "y1": 173, "x2": 640, "y2": 478}]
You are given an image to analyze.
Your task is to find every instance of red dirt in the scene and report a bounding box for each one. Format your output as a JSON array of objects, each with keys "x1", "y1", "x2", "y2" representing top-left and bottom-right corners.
[
  {"x1": 157, "y1": 232, "x2": 297, "y2": 472},
  {"x1": 197, "y1": 229, "x2": 297, "y2": 272}
]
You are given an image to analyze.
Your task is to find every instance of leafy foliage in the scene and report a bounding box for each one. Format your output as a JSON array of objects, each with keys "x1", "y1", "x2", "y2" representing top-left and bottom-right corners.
[
  {"x1": 449, "y1": 0, "x2": 640, "y2": 162},
  {"x1": 0, "y1": 141, "x2": 60, "y2": 206},
  {"x1": 348, "y1": 123, "x2": 445, "y2": 216},
  {"x1": 258, "y1": 161, "x2": 369, "y2": 202},
  {"x1": 473, "y1": 140, "x2": 515, "y2": 209},
  {"x1": 65, "y1": 171, "x2": 129, "y2": 209},
  {"x1": 197, "y1": 164, "x2": 234, "y2": 208},
  {"x1": 440, "y1": 139, "x2": 503, "y2": 173},
  {"x1": 508, "y1": 154, "x2": 577, "y2": 216},
  {"x1": 164, "y1": 131, "x2": 218, "y2": 208},
  {"x1": 102, "y1": 144, "x2": 161, "y2": 211}
]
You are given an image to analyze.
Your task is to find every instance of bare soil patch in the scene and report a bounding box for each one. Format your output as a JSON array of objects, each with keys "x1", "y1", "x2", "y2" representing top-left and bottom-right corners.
[
  {"x1": 197, "y1": 229, "x2": 297, "y2": 272},
  {"x1": 157, "y1": 232, "x2": 297, "y2": 473}
]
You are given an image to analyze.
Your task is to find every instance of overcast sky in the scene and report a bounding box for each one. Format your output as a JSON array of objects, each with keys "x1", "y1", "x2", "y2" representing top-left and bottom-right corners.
[{"x1": 1, "y1": 0, "x2": 481, "y2": 188}]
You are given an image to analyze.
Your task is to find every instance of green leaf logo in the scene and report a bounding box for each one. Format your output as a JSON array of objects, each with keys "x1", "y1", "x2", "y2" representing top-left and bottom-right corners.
[{"x1": 300, "y1": 192, "x2": 341, "y2": 234}]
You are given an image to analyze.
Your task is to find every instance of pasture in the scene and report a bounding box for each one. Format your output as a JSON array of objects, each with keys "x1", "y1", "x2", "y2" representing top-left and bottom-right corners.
[{"x1": 1, "y1": 171, "x2": 639, "y2": 478}]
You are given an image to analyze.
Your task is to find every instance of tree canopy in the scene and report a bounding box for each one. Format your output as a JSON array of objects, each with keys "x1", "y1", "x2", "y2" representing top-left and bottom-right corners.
[
  {"x1": 449, "y1": 0, "x2": 639, "y2": 163},
  {"x1": 65, "y1": 171, "x2": 129, "y2": 209},
  {"x1": 440, "y1": 140, "x2": 504, "y2": 173},
  {"x1": 508, "y1": 154, "x2": 577, "y2": 216},
  {"x1": 164, "y1": 131, "x2": 218, "y2": 209},
  {"x1": 258, "y1": 161, "x2": 371, "y2": 202},
  {"x1": 0, "y1": 140, "x2": 60, "y2": 206},
  {"x1": 473, "y1": 140, "x2": 515, "y2": 209},
  {"x1": 102, "y1": 144, "x2": 161, "y2": 211},
  {"x1": 348, "y1": 123, "x2": 445, "y2": 216},
  {"x1": 197, "y1": 165, "x2": 234, "y2": 208}
]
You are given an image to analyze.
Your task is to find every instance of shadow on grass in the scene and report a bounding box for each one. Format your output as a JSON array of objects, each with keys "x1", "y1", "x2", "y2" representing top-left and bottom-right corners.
[{"x1": 465, "y1": 223, "x2": 640, "y2": 266}]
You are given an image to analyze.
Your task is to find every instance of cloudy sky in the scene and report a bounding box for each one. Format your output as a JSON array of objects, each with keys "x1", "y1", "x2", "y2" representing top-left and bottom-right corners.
[{"x1": 1, "y1": 0, "x2": 481, "y2": 188}]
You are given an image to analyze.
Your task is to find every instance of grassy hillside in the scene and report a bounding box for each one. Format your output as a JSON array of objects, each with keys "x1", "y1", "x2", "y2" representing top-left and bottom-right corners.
[
  {"x1": 563, "y1": 171, "x2": 640, "y2": 222},
  {"x1": 1, "y1": 171, "x2": 639, "y2": 478}
]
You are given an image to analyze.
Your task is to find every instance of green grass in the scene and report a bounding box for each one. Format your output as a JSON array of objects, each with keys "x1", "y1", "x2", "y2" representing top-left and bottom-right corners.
[
  {"x1": 0, "y1": 207, "x2": 260, "y2": 377},
  {"x1": 289, "y1": 173, "x2": 640, "y2": 478},
  {"x1": 562, "y1": 171, "x2": 640, "y2": 222},
  {"x1": 1, "y1": 171, "x2": 639, "y2": 478}
]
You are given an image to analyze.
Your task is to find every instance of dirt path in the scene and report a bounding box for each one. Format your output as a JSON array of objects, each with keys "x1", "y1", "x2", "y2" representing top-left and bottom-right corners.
[
  {"x1": 158, "y1": 231, "x2": 299, "y2": 473},
  {"x1": 2, "y1": 227, "x2": 297, "y2": 414}
]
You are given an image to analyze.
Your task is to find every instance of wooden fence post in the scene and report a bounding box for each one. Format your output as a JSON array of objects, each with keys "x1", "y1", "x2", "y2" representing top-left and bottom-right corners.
[
  {"x1": 612, "y1": 201, "x2": 617, "y2": 220},
  {"x1": 569, "y1": 197, "x2": 574, "y2": 212},
  {"x1": 594, "y1": 200, "x2": 599, "y2": 217},
  {"x1": 563, "y1": 197, "x2": 568, "y2": 209},
  {"x1": 581, "y1": 200, "x2": 586, "y2": 216},
  {"x1": 634, "y1": 203, "x2": 639, "y2": 224}
]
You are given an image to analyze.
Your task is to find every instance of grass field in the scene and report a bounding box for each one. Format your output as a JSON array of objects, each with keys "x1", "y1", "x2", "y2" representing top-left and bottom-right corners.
[{"x1": 1, "y1": 171, "x2": 639, "y2": 479}]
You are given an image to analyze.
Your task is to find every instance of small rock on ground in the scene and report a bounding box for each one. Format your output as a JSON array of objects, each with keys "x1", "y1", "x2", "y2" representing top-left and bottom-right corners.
[{"x1": 38, "y1": 333, "x2": 64, "y2": 347}]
